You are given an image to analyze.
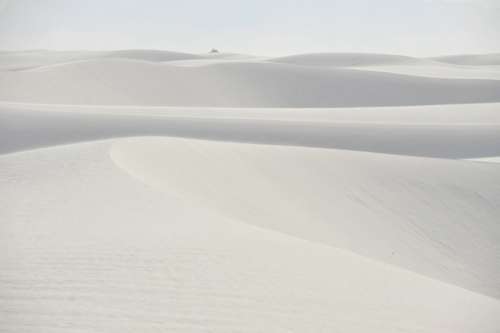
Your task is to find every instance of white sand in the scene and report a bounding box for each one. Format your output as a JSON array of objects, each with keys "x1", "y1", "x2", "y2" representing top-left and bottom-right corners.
[
  {"x1": 109, "y1": 137, "x2": 500, "y2": 298},
  {"x1": 468, "y1": 156, "x2": 500, "y2": 164},
  {"x1": 1, "y1": 50, "x2": 500, "y2": 332},
  {"x1": 433, "y1": 54, "x2": 500, "y2": 66},
  {"x1": 269, "y1": 53, "x2": 500, "y2": 80},
  {"x1": 2, "y1": 57, "x2": 500, "y2": 107},
  {"x1": 270, "y1": 53, "x2": 422, "y2": 67},
  {"x1": 2, "y1": 102, "x2": 500, "y2": 158},
  {"x1": 349, "y1": 64, "x2": 500, "y2": 80},
  {"x1": 0, "y1": 49, "x2": 210, "y2": 71},
  {"x1": 1, "y1": 139, "x2": 500, "y2": 332}
]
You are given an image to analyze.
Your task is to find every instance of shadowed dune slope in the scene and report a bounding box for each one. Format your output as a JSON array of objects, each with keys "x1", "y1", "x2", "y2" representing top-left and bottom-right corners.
[{"x1": 2, "y1": 102, "x2": 500, "y2": 158}]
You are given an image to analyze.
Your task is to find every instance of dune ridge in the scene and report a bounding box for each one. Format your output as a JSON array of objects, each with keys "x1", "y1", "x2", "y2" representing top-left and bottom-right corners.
[{"x1": 1, "y1": 59, "x2": 500, "y2": 107}]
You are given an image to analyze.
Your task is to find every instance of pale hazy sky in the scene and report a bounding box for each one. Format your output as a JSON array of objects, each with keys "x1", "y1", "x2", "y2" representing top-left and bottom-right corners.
[{"x1": 0, "y1": 0, "x2": 498, "y2": 56}]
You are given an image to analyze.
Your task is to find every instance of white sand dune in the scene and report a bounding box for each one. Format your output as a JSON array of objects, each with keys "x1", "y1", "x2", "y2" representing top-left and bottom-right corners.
[
  {"x1": 349, "y1": 64, "x2": 500, "y2": 80},
  {"x1": 1, "y1": 59, "x2": 500, "y2": 107},
  {"x1": 2, "y1": 102, "x2": 500, "y2": 158},
  {"x1": 99, "y1": 49, "x2": 204, "y2": 62},
  {"x1": 470, "y1": 156, "x2": 500, "y2": 164},
  {"x1": 269, "y1": 52, "x2": 500, "y2": 80},
  {"x1": 1, "y1": 139, "x2": 500, "y2": 332},
  {"x1": 433, "y1": 54, "x2": 500, "y2": 66},
  {"x1": 0, "y1": 49, "x2": 219, "y2": 71},
  {"x1": 270, "y1": 52, "x2": 421, "y2": 67},
  {"x1": 1, "y1": 50, "x2": 500, "y2": 332},
  {"x1": 269, "y1": 52, "x2": 500, "y2": 68},
  {"x1": 110, "y1": 137, "x2": 500, "y2": 298},
  {"x1": 268, "y1": 52, "x2": 500, "y2": 80},
  {"x1": 0, "y1": 50, "x2": 97, "y2": 71}
]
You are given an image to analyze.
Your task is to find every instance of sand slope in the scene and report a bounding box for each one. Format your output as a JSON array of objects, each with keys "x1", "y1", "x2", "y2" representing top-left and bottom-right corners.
[
  {"x1": 0, "y1": 49, "x2": 220, "y2": 71},
  {"x1": 433, "y1": 54, "x2": 500, "y2": 66},
  {"x1": 99, "y1": 49, "x2": 204, "y2": 62},
  {"x1": 111, "y1": 137, "x2": 500, "y2": 298},
  {"x1": 270, "y1": 53, "x2": 420, "y2": 67},
  {"x1": 269, "y1": 53, "x2": 500, "y2": 80},
  {"x1": 1, "y1": 59, "x2": 500, "y2": 107},
  {"x1": 1, "y1": 139, "x2": 500, "y2": 332},
  {"x1": 349, "y1": 64, "x2": 500, "y2": 80},
  {"x1": 2, "y1": 102, "x2": 500, "y2": 158}
]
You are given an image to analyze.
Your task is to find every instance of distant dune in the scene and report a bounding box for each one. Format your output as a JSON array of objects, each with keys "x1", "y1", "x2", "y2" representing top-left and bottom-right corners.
[
  {"x1": 432, "y1": 54, "x2": 500, "y2": 66},
  {"x1": 0, "y1": 49, "x2": 217, "y2": 71},
  {"x1": 269, "y1": 52, "x2": 500, "y2": 80},
  {"x1": 99, "y1": 49, "x2": 204, "y2": 62},
  {"x1": 1, "y1": 59, "x2": 500, "y2": 107},
  {"x1": 270, "y1": 52, "x2": 420, "y2": 67}
]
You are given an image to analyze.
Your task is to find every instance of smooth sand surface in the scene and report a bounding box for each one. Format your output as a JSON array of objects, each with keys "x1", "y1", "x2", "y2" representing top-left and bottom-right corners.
[
  {"x1": 2, "y1": 57, "x2": 500, "y2": 107},
  {"x1": 110, "y1": 137, "x2": 500, "y2": 298},
  {"x1": 1, "y1": 50, "x2": 500, "y2": 332},
  {"x1": 433, "y1": 54, "x2": 500, "y2": 66},
  {"x1": 0, "y1": 49, "x2": 216, "y2": 71},
  {"x1": 349, "y1": 64, "x2": 500, "y2": 80},
  {"x1": 1, "y1": 139, "x2": 500, "y2": 332},
  {"x1": 270, "y1": 52, "x2": 422, "y2": 67},
  {"x1": 1, "y1": 102, "x2": 500, "y2": 158}
]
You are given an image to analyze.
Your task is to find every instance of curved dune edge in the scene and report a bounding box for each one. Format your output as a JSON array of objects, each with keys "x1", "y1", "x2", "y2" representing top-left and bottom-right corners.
[
  {"x1": 1, "y1": 138, "x2": 500, "y2": 332},
  {"x1": 109, "y1": 137, "x2": 500, "y2": 299}
]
